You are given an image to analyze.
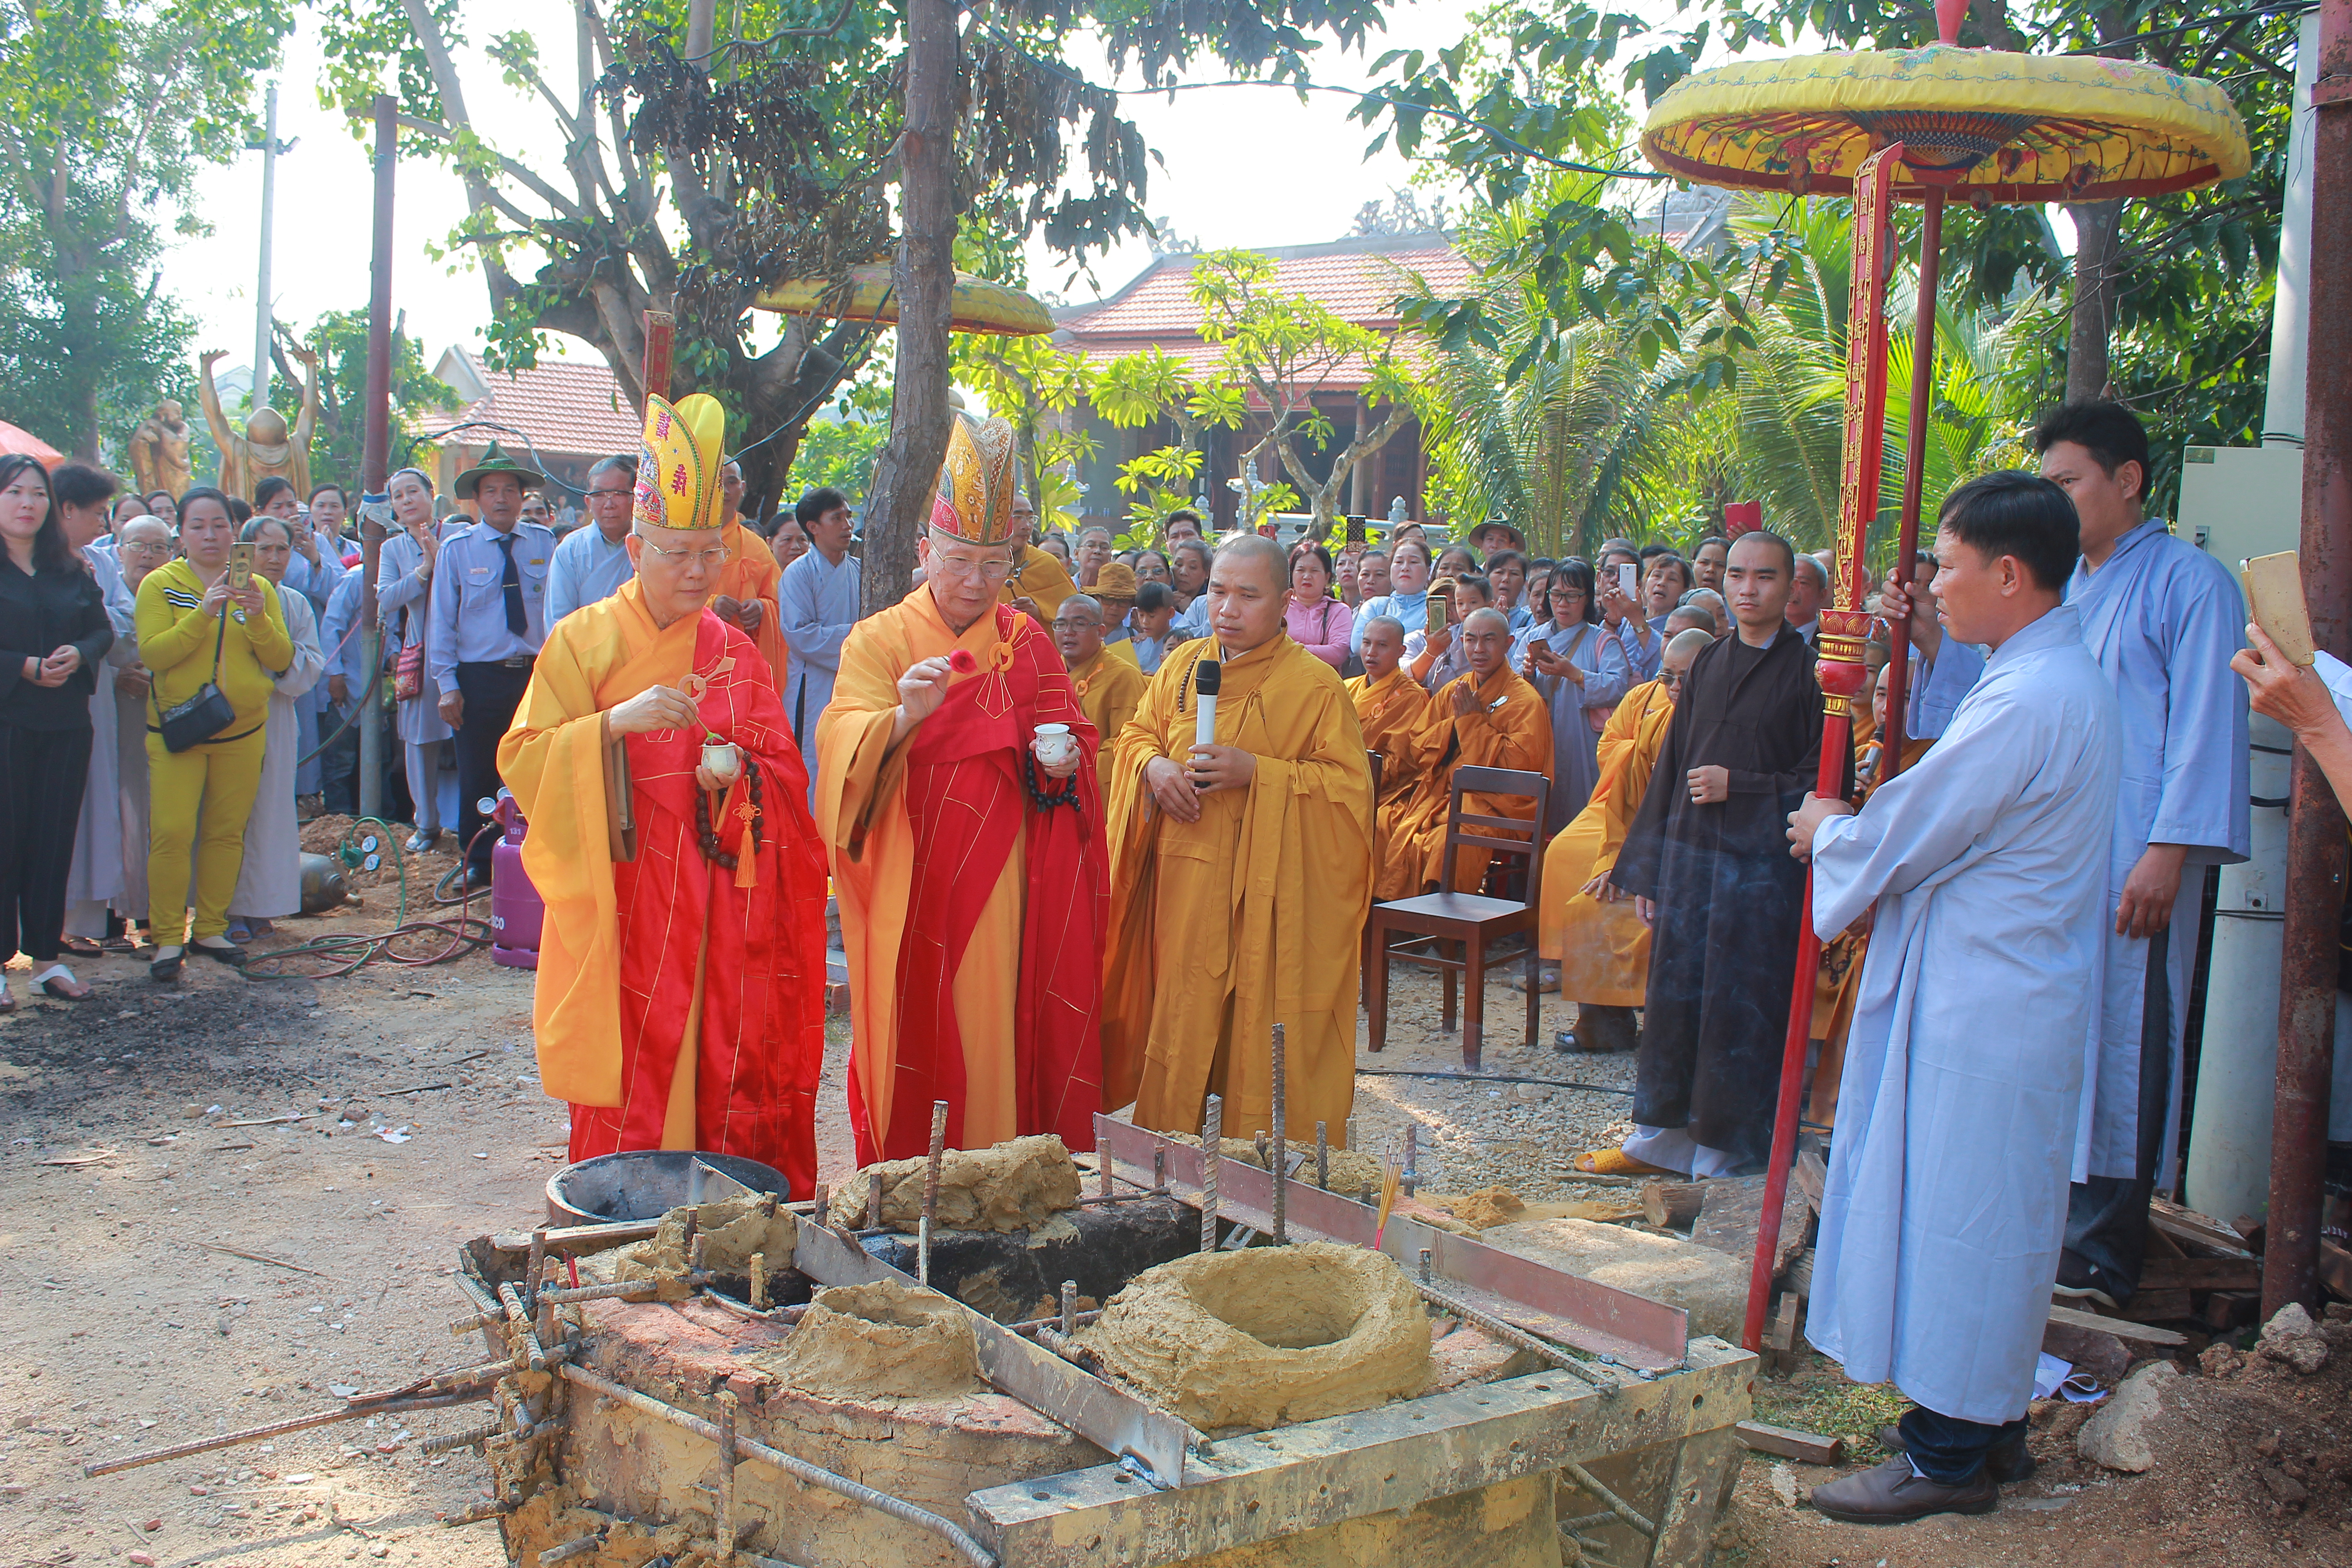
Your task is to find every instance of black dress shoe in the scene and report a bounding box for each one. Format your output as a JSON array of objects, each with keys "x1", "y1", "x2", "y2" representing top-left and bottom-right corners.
[
  {"x1": 1811, "y1": 1455, "x2": 1999, "y2": 1524},
  {"x1": 191, "y1": 940, "x2": 249, "y2": 968},
  {"x1": 2053, "y1": 1250, "x2": 2124, "y2": 1310},
  {"x1": 1877, "y1": 1423, "x2": 2036, "y2": 1484},
  {"x1": 150, "y1": 953, "x2": 182, "y2": 983}
]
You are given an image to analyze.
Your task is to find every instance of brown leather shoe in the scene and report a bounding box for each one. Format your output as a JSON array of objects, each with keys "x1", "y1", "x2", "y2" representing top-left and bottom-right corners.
[{"x1": 1810, "y1": 1455, "x2": 1999, "y2": 1524}]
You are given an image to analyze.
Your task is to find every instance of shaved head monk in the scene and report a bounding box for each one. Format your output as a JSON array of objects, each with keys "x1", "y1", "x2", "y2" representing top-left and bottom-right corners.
[
  {"x1": 1380, "y1": 605, "x2": 1553, "y2": 900},
  {"x1": 1581, "y1": 531, "x2": 1835, "y2": 1177},
  {"x1": 1056, "y1": 591, "x2": 1147, "y2": 796},
  {"x1": 1102, "y1": 534, "x2": 1373, "y2": 1152},
  {"x1": 1544, "y1": 628, "x2": 1708, "y2": 1054},
  {"x1": 1348, "y1": 613, "x2": 1431, "y2": 878},
  {"x1": 815, "y1": 416, "x2": 1110, "y2": 1163},
  {"x1": 500, "y1": 394, "x2": 830, "y2": 1190}
]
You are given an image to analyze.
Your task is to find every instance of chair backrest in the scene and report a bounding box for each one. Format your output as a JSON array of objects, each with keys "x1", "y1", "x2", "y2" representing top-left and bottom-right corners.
[
  {"x1": 1438, "y1": 764, "x2": 1549, "y2": 907},
  {"x1": 1366, "y1": 748, "x2": 1383, "y2": 800}
]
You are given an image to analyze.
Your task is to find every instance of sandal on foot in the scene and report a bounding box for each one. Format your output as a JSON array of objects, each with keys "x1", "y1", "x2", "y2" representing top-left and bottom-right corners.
[
  {"x1": 150, "y1": 951, "x2": 183, "y2": 983},
  {"x1": 31, "y1": 965, "x2": 91, "y2": 1001},
  {"x1": 191, "y1": 940, "x2": 249, "y2": 968},
  {"x1": 59, "y1": 935, "x2": 103, "y2": 958},
  {"x1": 1573, "y1": 1148, "x2": 1678, "y2": 1177}
]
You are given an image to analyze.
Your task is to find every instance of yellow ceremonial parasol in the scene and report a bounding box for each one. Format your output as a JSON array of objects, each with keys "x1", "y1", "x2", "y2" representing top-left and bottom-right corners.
[
  {"x1": 1638, "y1": 0, "x2": 2250, "y2": 1355},
  {"x1": 755, "y1": 264, "x2": 1055, "y2": 337}
]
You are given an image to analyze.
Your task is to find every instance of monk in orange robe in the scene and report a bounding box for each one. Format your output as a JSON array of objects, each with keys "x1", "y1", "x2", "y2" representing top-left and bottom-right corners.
[
  {"x1": 1806, "y1": 666, "x2": 1932, "y2": 1122},
  {"x1": 1005, "y1": 542, "x2": 1077, "y2": 622},
  {"x1": 1544, "y1": 628, "x2": 1707, "y2": 1054},
  {"x1": 817, "y1": 416, "x2": 1109, "y2": 1165},
  {"x1": 1054, "y1": 592, "x2": 1148, "y2": 798},
  {"x1": 1101, "y1": 535, "x2": 1372, "y2": 1147},
  {"x1": 1379, "y1": 608, "x2": 1553, "y2": 899},
  {"x1": 711, "y1": 515, "x2": 791, "y2": 694},
  {"x1": 1347, "y1": 613, "x2": 1431, "y2": 880},
  {"x1": 501, "y1": 394, "x2": 829, "y2": 1192}
]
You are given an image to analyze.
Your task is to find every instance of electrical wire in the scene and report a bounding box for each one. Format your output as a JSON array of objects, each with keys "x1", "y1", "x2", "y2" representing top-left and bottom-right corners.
[{"x1": 242, "y1": 820, "x2": 498, "y2": 982}]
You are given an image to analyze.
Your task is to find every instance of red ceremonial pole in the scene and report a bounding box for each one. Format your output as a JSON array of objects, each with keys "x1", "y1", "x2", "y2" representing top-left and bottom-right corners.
[{"x1": 1741, "y1": 142, "x2": 1905, "y2": 1354}]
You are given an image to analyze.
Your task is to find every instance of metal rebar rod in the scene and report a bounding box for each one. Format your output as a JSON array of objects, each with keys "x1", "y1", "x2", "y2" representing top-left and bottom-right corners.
[
  {"x1": 538, "y1": 1273, "x2": 710, "y2": 1305},
  {"x1": 559, "y1": 1363, "x2": 997, "y2": 1568},
  {"x1": 539, "y1": 1534, "x2": 603, "y2": 1564},
  {"x1": 812, "y1": 1184, "x2": 829, "y2": 1231},
  {"x1": 1200, "y1": 1094, "x2": 1222, "y2": 1252},
  {"x1": 1563, "y1": 1460, "x2": 1657, "y2": 1540},
  {"x1": 526, "y1": 1229, "x2": 549, "y2": 1310},
  {"x1": 420, "y1": 1423, "x2": 501, "y2": 1455},
  {"x1": 1402, "y1": 1122, "x2": 1419, "y2": 1197},
  {"x1": 750, "y1": 1251, "x2": 769, "y2": 1312},
  {"x1": 1316, "y1": 1121, "x2": 1328, "y2": 1191},
  {"x1": 1270, "y1": 1022, "x2": 1288, "y2": 1245},
  {"x1": 82, "y1": 1391, "x2": 490, "y2": 1478},
  {"x1": 1152, "y1": 1144, "x2": 1166, "y2": 1194},
  {"x1": 1410, "y1": 1278, "x2": 1615, "y2": 1394},
  {"x1": 716, "y1": 1389, "x2": 739, "y2": 1567},
  {"x1": 498, "y1": 1281, "x2": 549, "y2": 1372},
  {"x1": 922, "y1": 1099, "x2": 948, "y2": 1287},
  {"x1": 447, "y1": 1309, "x2": 502, "y2": 1338}
]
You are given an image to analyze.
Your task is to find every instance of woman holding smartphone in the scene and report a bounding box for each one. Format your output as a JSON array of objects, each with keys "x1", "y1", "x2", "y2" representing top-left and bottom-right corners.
[
  {"x1": 1515, "y1": 559, "x2": 1630, "y2": 833},
  {"x1": 377, "y1": 468, "x2": 460, "y2": 851},
  {"x1": 1350, "y1": 535, "x2": 1433, "y2": 654},
  {"x1": 136, "y1": 486, "x2": 289, "y2": 980}
]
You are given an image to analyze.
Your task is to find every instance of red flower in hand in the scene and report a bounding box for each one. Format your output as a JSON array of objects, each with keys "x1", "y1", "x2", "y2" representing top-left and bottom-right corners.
[{"x1": 949, "y1": 649, "x2": 978, "y2": 675}]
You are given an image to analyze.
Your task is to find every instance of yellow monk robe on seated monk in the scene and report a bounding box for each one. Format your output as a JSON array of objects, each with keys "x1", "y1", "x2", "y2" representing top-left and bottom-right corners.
[
  {"x1": 1053, "y1": 592, "x2": 1148, "y2": 799},
  {"x1": 1004, "y1": 542, "x2": 1077, "y2": 622},
  {"x1": 1543, "y1": 629, "x2": 1708, "y2": 1055},
  {"x1": 817, "y1": 415, "x2": 1110, "y2": 1166},
  {"x1": 501, "y1": 394, "x2": 829, "y2": 1192},
  {"x1": 1102, "y1": 536, "x2": 1373, "y2": 1148},
  {"x1": 1346, "y1": 612, "x2": 1431, "y2": 876},
  {"x1": 1378, "y1": 607, "x2": 1553, "y2": 900}
]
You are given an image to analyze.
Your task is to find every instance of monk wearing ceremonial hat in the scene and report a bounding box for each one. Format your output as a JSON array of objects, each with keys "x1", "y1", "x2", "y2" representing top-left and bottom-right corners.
[
  {"x1": 498, "y1": 394, "x2": 830, "y2": 1190},
  {"x1": 1101, "y1": 534, "x2": 1374, "y2": 1149},
  {"x1": 817, "y1": 415, "x2": 1111, "y2": 1165}
]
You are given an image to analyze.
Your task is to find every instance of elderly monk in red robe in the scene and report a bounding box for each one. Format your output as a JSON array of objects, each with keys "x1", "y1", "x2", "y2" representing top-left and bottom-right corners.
[
  {"x1": 1101, "y1": 535, "x2": 1372, "y2": 1147},
  {"x1": 1544, "y1": 628, "x2": 1707, "y2": 1054},
  {"x1": 817, "y1": 416, "x2": 1109, "y2": 1164},
  {"x1": 501, "y1": 394, "x2": 829, "y2": 1192},
  {"x1": 1380, "y1": 607, "x2": 1553, "y2": 898},
  {"x1": 1347, "y1": 613, "x2": 1430, "y2": 877}
]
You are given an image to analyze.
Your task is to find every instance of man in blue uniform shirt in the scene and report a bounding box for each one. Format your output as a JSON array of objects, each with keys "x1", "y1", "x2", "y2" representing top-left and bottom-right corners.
[{"x1": 427, "y1": 443, "x2": 554, "y2": 885}]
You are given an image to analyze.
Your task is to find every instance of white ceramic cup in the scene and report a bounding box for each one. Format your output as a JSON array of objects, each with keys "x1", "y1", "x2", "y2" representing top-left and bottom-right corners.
[
  {"x1": 701, "y1": 740, "x2": 742, "y2": 784},
  {"x1": 1032, "y1": 723, "x2": 1078, "y2": 771}
]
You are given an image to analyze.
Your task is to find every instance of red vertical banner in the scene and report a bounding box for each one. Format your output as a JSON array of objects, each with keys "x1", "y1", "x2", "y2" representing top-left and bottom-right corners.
[
  {"x1": 640, "y1": 309, "x2": 676, "y2": 408},
  {"x1": 1742, "y1": 143, "x2": 1904, "y2": 1355}
]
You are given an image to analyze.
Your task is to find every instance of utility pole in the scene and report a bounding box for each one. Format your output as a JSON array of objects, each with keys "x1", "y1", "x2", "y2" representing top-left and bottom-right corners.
[
  {"x1": 247, "y1": 84, "x2": 295, "y2": 409},
  {"x1": 358, "y1": 94, "x2": 397, "y2": 822}
]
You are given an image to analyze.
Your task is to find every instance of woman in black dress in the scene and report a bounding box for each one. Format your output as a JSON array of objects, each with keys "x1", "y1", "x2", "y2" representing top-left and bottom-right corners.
[{"x1": 0, "y1": 453, "x2": 113, "y2": 1006}]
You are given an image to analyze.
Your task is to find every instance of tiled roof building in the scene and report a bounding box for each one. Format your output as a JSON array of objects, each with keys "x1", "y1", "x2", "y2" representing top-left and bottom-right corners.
[{"x1": 421, "y1": 348, "x2": 643, "y2": 510}]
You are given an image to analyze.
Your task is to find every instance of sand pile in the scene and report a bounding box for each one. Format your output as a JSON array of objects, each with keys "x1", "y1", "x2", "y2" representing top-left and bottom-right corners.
[
  {"x1": 1447, "y1": 1186, "x2": 1528, "y2": 1229},
  {"x1": 753, "y1": 1279, "x2": 981, "y2": 1400},
  {"x1": 1081, "y1": 1241, "x2": 1431, "y2": 1430},
  {"x1": 837, "y1": 1134, "x2": 1081, "y2": 1233},
  {"x1": 612, "y1": 1194, "x2": 798, "y2": 1299}
]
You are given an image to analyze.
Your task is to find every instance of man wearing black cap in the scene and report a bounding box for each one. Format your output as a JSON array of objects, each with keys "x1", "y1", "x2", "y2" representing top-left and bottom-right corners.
[{"x1": 429, "y1": 442, "x2": 555, "y2": 884}]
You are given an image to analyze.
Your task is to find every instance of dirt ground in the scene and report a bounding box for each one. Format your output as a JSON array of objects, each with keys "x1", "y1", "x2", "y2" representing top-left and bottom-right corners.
[{"x1": 3, "y1": 906, "x2": 2341, "y2": 1568}]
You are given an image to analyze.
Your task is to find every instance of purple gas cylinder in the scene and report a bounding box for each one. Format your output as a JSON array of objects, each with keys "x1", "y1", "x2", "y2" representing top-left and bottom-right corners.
[{"x1": 486, "y1": 789, "x2": 544, "y2": 970}]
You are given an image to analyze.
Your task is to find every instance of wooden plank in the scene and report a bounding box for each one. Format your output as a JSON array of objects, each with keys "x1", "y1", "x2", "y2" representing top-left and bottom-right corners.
[
  {"x1": 2110, "y1": 1288, "x2": 2193, "y2": 1323},
  {"x1": 2139, "y1": 1256, "x2": 2262, "y2": 1293},
  {"x1": 2046, "y1": 1303, "x2": 2188, "y2": 1346},
  {"x1": 1793, "y1": 1151, "x2": 1828, "y2": 1214},
  {"x1": 1645, "y1": 1426, "x2": 1744, "y2": 1568},
  {"x1": 1735, "y1": 1420, "x2": 1847, "y2": 1466},
  {"x1": 2148, "y1": 1197, "x2": 2251, "y2": 1256},
  {"x1": 1641, "y1": 1181, "x2": 1707, "y2": 1230},
  {"x1": 2200, "y1": 1291, "x2": 2259, "y2": 1332},
  {"x1": 2319, "y1": 1240, "x2": 2352, "y2": 1301},
  {"x1": 1780, "y1": 1247, "x2": 1815, "y2": 1299}
]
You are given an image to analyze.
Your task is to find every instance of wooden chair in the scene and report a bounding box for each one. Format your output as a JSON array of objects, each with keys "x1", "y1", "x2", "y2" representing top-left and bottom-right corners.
[{"x1": 1366, "y1": 765, "x2": 1549, "y2": 1071}]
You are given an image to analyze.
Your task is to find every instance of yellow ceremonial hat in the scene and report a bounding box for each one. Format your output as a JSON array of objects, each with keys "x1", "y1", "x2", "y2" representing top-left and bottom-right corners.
[
  {"x1": 635, "y1": 392, "x2": 728, "y2": 532},
  {"x1": 930, "y1": 414, "x2": 1019, "y2": 546}
]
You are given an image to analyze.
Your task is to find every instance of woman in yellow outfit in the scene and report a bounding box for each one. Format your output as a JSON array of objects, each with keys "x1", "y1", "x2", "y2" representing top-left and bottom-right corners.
[{"x1": 137, "y1": 486, "x2": 290, "y2": 980}]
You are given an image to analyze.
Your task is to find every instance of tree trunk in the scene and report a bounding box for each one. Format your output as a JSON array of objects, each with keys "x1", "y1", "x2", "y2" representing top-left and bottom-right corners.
[
  {"x1": 862, "y1": 0, "x2": 960, "y2": 617},
  {"x1": 2065, "y1": 199, "x2": 2124, "y2": 402}
]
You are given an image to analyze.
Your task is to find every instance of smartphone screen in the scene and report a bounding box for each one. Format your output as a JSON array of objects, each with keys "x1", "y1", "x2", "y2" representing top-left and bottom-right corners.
[
  {"x1": 1617, "y1": 563, "x2": 1639, "y2": 601},
  {"x1": 227, "y1": 542, "x2": 255, "y2": 591}
]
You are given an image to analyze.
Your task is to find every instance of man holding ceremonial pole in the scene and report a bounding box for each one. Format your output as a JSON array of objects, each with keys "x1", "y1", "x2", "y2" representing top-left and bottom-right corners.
[
  {"x1": 500, "y1": 394, "x2": 830, "y2": 1192},
  {"x1": 817, "y1": 416, "x2": 1108, "y2": 1165},
  {"x1": 1102, "y1": 535, "x2": 1373, "y2": 1149}
]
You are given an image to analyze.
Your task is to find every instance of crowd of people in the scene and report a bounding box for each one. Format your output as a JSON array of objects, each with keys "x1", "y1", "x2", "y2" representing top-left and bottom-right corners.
[{"x1": 0, "y1": 392, "x2": 2284, "y2": 1523}]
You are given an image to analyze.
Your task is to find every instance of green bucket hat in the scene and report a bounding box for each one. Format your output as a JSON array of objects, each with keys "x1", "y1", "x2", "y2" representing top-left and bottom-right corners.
[{"x1": 454, "y1": 441, "x2": 547, "y2": 500}]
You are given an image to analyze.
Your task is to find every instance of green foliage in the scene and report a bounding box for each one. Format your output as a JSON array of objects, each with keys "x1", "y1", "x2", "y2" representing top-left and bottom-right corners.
[
  {"x1": 782, "y1": 417, "x2": 887, "y2": 508},
  {"x1": 0, "y1": 0, "x2": 296, "y2": 458},
  {"x1": 273, "y1": 311, "x2": 461, "y2": 487}
]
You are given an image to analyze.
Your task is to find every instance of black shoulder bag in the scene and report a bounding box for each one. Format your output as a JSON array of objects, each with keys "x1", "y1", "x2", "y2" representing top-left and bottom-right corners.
[{"x1": 152, "y1": 604, "x2": 240, "y2": 753}]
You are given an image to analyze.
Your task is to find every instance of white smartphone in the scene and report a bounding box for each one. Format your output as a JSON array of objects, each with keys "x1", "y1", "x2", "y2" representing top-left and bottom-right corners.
[{"x1": 1617, "y1": 563, "x2": 1639, "y2": 601}]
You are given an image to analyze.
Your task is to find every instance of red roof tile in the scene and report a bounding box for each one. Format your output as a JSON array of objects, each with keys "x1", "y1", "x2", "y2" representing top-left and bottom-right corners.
[
  {"x1": 1057, "y1": 236, "x2": 1474, "y2": 343},
  {"x1": 421, "y1": 350, "x2": 643, "y2": 461}
]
